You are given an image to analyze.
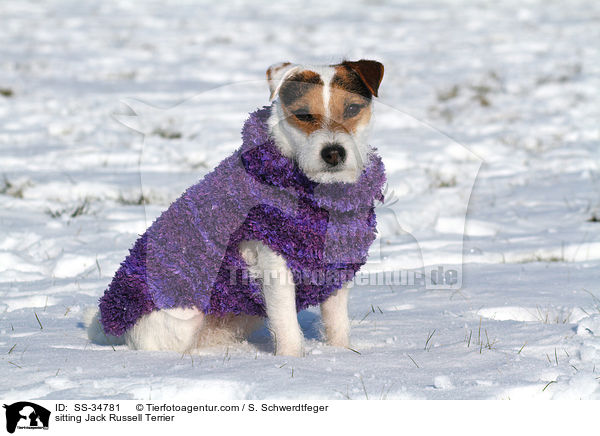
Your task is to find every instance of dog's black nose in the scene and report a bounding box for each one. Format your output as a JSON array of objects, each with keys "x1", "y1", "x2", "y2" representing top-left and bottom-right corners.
[{"x1": 321, "y1": 144, "x2": 346, "y2": 166}]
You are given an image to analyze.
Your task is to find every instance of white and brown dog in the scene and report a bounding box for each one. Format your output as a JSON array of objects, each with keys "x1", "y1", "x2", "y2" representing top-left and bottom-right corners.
[{"x1": 88, "y1": 60, "x2": 384, "y2": 357}]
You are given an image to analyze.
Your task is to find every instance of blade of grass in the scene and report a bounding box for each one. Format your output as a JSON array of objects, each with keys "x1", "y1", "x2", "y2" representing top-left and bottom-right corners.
[
  {"x1": 425, "y1": 329, "x2": 436, "y2": 351},
  {"x1": 406, "y1": 354, "x2": 419, "y2": 368},
  {"x1": 359, "y1": 375, "x2": 369, "y2": 400},
  {"x1": 359, "y1": 311, "x2": 371, "y2": 323},
  {"x1": 34, "y1": 312, "x2": 43, "y2": 329}
]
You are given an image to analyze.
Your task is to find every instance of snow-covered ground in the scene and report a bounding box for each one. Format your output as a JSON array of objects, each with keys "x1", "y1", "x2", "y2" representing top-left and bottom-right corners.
[{"x1": 1, "y1": 0, "x2": 599, "y2": 400}]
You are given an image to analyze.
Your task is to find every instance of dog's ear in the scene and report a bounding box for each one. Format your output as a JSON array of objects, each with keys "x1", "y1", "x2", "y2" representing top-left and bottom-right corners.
[
  {"x1": 266, "y1": 62, "x2": 300, "y2": 101},
  {"x1": 341, "y1": 60, "x2": 384, "y2": 97}
]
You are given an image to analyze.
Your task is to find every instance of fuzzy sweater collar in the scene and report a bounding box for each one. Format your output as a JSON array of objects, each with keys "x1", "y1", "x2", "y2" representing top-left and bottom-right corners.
[{"x1": 239, "y1": 106, "x2": 385, "y2": 210}]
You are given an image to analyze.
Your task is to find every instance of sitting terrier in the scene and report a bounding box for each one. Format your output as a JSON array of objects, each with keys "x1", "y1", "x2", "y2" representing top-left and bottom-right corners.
[{"x1": 87, "y1": 59, "x2": 386, "y2": 357}]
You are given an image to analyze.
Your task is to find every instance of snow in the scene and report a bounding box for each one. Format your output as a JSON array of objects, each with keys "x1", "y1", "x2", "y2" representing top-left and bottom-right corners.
[
  {"x1": 433, "y1": 375, "x2": 454, "y2": 390},
  {"x1": 1, "y1": 0, "x2": 599, "y2": 400}
]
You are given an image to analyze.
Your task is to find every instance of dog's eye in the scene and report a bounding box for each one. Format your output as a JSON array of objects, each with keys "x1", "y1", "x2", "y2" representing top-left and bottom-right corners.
[
  {"x1": 293, "y1": 112, "x2": 315, "y2": 123},
  {"x1": 344, "y1": 104, "x2": 363, "y2": 118}
]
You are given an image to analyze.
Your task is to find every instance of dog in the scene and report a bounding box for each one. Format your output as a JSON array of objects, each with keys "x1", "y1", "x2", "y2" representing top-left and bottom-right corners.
[{"x1": 87, "y1": 59, "x2": 385, "y2": 357}]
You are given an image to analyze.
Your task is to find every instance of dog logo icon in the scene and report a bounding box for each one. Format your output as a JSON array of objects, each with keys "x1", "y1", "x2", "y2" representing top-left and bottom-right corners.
[{"x1": 3, "y1": 402, "x2": 50, "y2": 433}]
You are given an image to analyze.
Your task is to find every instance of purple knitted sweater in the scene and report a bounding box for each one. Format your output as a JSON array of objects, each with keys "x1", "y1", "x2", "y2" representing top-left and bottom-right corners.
[{"x1": 99, "y1": 106, "x2": 386, "y2": 336}]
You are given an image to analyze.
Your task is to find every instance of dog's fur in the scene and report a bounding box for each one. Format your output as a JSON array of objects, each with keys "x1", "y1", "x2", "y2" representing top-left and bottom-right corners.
[{"x1": 87, "y1": 60, "x2": 384, "y2": 356}]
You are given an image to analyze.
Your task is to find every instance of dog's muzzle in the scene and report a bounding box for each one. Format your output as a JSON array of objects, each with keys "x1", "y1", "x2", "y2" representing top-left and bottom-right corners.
[{"x1": 321, "y1": 143, "x2": 346, "y2": 167}]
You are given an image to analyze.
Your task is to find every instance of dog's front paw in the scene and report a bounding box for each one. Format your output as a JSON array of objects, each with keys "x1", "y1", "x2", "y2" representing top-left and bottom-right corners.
[
  {"x1": 323, "y1": 324, "x2": 350, "y2": 348},
  {"x1": 275, "y1": 346, "x2": 304, "y2": 357},
  {"x1": 275, "y1": 334, "x2": 304, "y2": 357},
  {"x1": 325, "y1": 332, "x2": 350, "y2": 348}
]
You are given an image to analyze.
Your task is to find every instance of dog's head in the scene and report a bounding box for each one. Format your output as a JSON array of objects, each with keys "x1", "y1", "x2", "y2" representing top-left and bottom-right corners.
[{"x1": 266, "y1": 60, "x2": 384, "y2": 184}]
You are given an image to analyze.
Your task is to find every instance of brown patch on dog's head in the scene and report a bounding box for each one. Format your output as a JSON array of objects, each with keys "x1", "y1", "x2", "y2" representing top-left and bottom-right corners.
[
  {"x1": 328, "y1": 88, "x2": 373, "y2": 134},
  {"x1": 339, "y1": 59, "x2": 384, "y2": 97},
  {"x1": 326, "y1": 62, "x2": 382, "y2": 133},
  {"x1": 266, "y1": 62, "x2": 291, "y2": 82},
  {"x1": 278, "y1": 70, "x2": 325, "y2": 135},
  {"x1": 266, "y1": 62, "x2": 296, "y2": 100},
  {"x1": 269, "y1": 60, "x2": 384, "y2": 136}
]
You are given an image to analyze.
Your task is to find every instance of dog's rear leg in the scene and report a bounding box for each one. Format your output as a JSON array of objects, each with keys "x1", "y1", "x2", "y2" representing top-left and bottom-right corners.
[
  {"x1": 240, "y1": 240, "x2": 303, "y2": 357},
  {"x1": 86, "y1": 309, "x2": 126, "y2": 346},
  {"x1": 125, "y1": 308, "x2": 204, "y2": 353},
  {"x1": 320, "y1": 284, "x2": 350, "y2": 347}
]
